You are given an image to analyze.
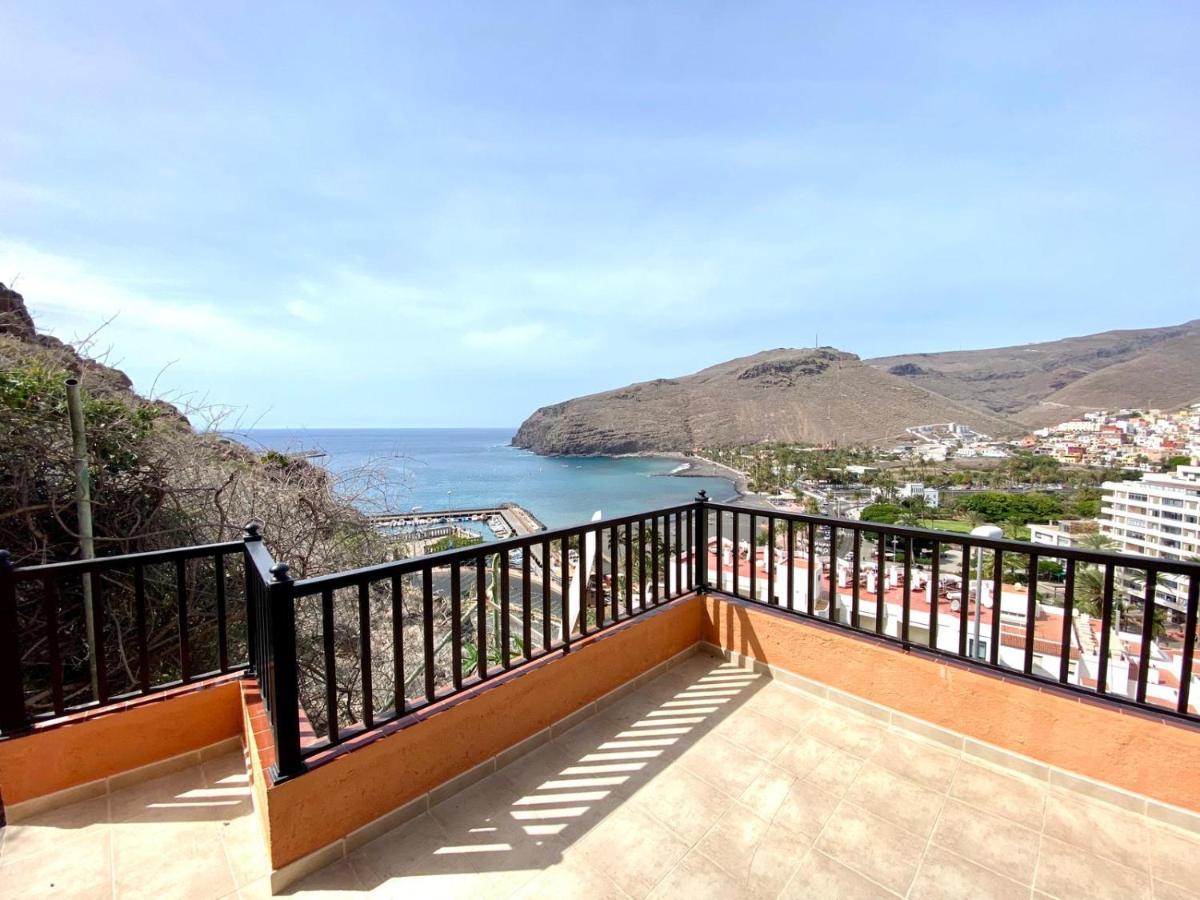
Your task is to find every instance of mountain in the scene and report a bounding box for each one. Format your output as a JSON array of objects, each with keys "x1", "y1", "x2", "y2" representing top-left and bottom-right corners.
[
  {"x1": 868, "y1": 320, "x2": 1200, "y2": 428},
  {"x1": 513, "y1": 348, "x2": 1018, "y2": 455}
]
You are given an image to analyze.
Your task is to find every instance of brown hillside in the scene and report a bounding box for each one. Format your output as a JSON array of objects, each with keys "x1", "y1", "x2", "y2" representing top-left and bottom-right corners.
[
  {"x1": 869, "y1": 320, "x2": 1200, "y2": 426},
  {"x1": 513, "y1": 348, "x2": 1017, "y2": 455}
]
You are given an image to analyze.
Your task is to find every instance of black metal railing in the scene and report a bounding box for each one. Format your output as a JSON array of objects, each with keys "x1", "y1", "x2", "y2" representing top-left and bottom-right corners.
[
  {"x1": 0, "y1": 537, "x2": 250, "y2": 734},
  {"x1": 3, "y1": 493, "x2": 1197, "y2": 783},
  {"x1": 700, "y1": 498, "x2": 1200, "y2": 724},
  {"x1": 281, "y1": 503, "x2": 697, "y2": 772}
]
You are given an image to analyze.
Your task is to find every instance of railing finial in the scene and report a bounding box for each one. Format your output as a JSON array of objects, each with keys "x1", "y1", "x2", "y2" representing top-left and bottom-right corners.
[
  {"x1": 695, "y1": 490, "x2": 709, "y2": 503},
  {"x1": 270, "y1": 562, "x2": 291, "y2": 582},
  {"x1": 0, "y1": 549, "x2": 12, "y2": 571},
  {"x1": 243, "y1": 522, "x2": 262, "y2": 541}
]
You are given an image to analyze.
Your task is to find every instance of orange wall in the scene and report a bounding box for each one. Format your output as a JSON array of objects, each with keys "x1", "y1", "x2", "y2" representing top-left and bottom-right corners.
[
  {"x1": 702, "y1": 595, "x2": 1200, "y2": 812},
  {"x1": 257, "y1": 598, "x2": 704, "y2": 869},
  {"x1": 0, "y1": 676, "x2": 243, "y2": 805}
]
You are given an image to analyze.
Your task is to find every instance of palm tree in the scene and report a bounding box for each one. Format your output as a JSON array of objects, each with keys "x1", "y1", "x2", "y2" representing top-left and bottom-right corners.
[{"x1": 1072, "y1": 564, "x2": 1168, "y2": 640}]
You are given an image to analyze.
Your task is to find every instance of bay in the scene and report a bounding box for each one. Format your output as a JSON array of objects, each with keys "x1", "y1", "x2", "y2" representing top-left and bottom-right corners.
[{"x1": 232, "y1": 428, "x2": 737, "y2": 529}]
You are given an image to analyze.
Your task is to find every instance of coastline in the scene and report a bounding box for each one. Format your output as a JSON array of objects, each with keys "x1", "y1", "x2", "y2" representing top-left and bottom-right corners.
[{"x1": 616, "y1": 450, "x2": 751, "y2": 497}]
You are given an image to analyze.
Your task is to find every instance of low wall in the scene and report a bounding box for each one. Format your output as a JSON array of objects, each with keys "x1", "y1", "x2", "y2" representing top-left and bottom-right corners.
[
  {"x1": 249, "y1": 596, "x2": 704, "y2": 870},
  {"x1": 701, "y1": 594, "x2": 1200, "y2": 813},
  {"x1": 0, "y1": 674, "x2": 243, "y2": 808}
]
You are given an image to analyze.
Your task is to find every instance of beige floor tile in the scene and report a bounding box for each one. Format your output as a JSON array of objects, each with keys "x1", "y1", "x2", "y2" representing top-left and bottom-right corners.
[
  {"x1": 497, "y1": 739, "x2": 579, "y2": 794},
  {"x1": 771, "y1": 778, "x2": 842, "y2": 840},
  {"x1": 109, "y1": 767, "x2": 208, "y2": 823},
  {"x1": 1042, "y1": 792, "x2": 1150, "y2": 872},
  {"x1": 844, "y1": 762, "x2": 946, "y2": 838},
  {"x1": 113, "y1": 827, "x2": 235, "y2": 899},
  {"x1": 779, "y1": 848, "x2": 898, "y2": 899},
  {"x1": 0, "y1": 795, "x2": 111, "y2": 862},
  {"x1": 630, "y1": 764, "x2": 733, "y2": 844},
  {"x1": 949, "y1": 760, "x2": 1046, "y2": 829},
  {"x1": 219, "y1": 813, "x2": 271, "y2": 888},
  {"x1": 711, "y1": 707, "x2": 798, "y2": 760},
  {"x1": 804, "y1": 752, "x2": 864, "y2": 797},
  {"x1": 931, "y1": 798, "x2": 1039, "y2": 885},
  {"x1": 200, "y1": 752, "x2": 249, "y2": 788},
  {"x1": 1153, "y1": 877, "x2": 1200, "y2": 900},
  {"x1": 0, "y1": 830, "x2": 113, "y2": 899},
  {"x1": 1035, "y1": 835, "x2": 1152, "y2": 900},
  {"x1": 737, "y1": 766, "x2": 796, "y2": 821},
  {"x1": 578, "y1": 803, "x2": 689, "y2": 898},
  {"x1": 773, "y1": 733, "x2": 835, "y2": 780},
  {"x1": 742, "y1": 684, "x2": 821, "y2": 730},
  {"x1": 910, "y1": 845, "x2": 1028, "y2": 900},
  {"x1": 694, "y1": 804, "x2": 810, "y2": 898},
  {"x1": 647, "y1": 849, "x2": 754, "y2": 900},
  {"x1": 870, "y1": 731, "x2": 960, "y2": 794},
  {"x1": 510, "y1": 853, "x2": 630, "y2": 899},
  {"x1": 428, "y1": 773, "x2": 520, "y2": 832},
  {"x1": 814, "y1": 801, "x2": 927, "y2": 895},
  {"x1": 1149, "y1": 823, "x2": 1200, "y2": 891},
  {"x1": 348, "y1": 812, "x2": 457, "y2": 885},
  {"x1": 806, "y1": 707, "x2": 889, "y2": 757},
  {"x1": 286, "y1": 858, "x2": 366, "y2": 895},
  {"x1": 677, "y1": 733, "x2": 768, "y2": 799}
]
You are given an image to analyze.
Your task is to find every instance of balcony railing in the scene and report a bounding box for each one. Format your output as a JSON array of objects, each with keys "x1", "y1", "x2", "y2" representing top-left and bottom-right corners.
[{"x1": 2, "y1": 494, "x2": 1198, "y2": 783}]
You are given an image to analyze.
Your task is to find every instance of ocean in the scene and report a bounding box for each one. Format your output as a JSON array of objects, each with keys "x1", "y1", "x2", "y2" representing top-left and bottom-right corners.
[{"x1": 232, "y1": 428, "x2": 737, "y2": 529}]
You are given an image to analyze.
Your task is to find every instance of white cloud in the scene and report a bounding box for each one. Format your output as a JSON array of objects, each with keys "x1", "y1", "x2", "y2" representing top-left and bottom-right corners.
[{"x1": 285, "y1": 299, "x2": 324, "y2": 323}]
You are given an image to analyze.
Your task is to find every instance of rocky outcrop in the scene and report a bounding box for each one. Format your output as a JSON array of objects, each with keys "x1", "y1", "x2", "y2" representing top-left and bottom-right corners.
[{"x1": 514, "y1": 348, "x2": 1018, "y2": 455}]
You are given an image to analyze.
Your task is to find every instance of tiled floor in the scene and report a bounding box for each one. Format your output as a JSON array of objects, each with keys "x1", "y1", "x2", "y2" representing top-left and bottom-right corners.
[{"x1": 3, "y1": 654, "x2": 1200, "y2": 899}]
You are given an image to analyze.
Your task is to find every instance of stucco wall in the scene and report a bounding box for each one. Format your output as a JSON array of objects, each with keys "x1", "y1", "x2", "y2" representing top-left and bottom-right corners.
[{"x1": 0, "y1": 675, "x2": 243, "y2": 806}]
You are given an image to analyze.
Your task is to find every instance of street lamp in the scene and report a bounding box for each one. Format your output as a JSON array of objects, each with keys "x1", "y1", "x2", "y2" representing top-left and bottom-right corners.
[{"x1": 969, "y1": 524, "x2": 1003, "y2": 660}]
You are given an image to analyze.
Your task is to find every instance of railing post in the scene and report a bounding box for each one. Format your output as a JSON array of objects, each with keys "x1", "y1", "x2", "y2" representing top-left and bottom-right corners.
[
  {"x1": 694, "y1": 491, "x2": 710, "y2": 592},
  {"x1": 267, "y1": 562, "x2": 305, "y2": 781},
  {"x1": 0, "y1": 550, "x2": 29, "y2": 736},
  {"x1": 243, "y1": 523, "x2": 261, "y2": 675}
]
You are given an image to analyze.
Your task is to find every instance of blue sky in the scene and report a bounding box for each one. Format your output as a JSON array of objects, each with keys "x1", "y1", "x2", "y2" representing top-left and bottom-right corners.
[{"x1": 2, "y1": 3, "x2": 1197, "y2": 428}]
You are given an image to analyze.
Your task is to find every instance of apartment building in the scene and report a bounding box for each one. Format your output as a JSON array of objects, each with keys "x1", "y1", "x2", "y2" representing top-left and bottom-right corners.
[{"x1": 1101, "y1": 464, "x2": 1200, "y2": 613}]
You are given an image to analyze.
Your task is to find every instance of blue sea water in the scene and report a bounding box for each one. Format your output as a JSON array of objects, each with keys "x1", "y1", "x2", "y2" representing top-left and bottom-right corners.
[{"x1": 231, "y1": 428, "x2": 736, "y2": 529}]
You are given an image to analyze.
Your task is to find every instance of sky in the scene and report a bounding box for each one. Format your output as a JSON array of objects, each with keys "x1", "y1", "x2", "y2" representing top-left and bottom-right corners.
[{"x1": 1, "y1": 3, "x2": 1197, "y2": 429}]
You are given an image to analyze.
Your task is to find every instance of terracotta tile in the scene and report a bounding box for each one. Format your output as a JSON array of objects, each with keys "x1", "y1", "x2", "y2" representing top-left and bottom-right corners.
[
  {"x1": 779, "y1": 848, "x2": 898, "y2": 898},
  {"x1": 931, "y1": 798, "x2": 1039, "y2": 885},
  {"x1": 844, "y1": 762, "x2": 946, "y2": 838},
  {"x1": 910, "y1": 845, "x2": 1028, "y2": 900},
  {"x1": 1035, "y1": 835, "x2": 1152, "y2": 900},
  {"x1": 949, "y1": 760, "x2": 1046, "y2": 829},
  {"x1": 1043, "y1": 792, "x2": 1151, "y2": 872}
]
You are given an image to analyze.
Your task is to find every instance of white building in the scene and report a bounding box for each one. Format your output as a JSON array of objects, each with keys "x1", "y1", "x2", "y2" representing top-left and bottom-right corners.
[
  {"x1": 1100, "y1": 465, "x2": 1200, "y2": 614},
  {"x1": 1028, "y1": 519, "x2": 1102, "y2": 549}
]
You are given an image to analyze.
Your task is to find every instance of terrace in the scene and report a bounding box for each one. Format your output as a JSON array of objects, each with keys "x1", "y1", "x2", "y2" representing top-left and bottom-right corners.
[{"x1": 2, "y1": 494, "x2": 1199, "y2": 897}]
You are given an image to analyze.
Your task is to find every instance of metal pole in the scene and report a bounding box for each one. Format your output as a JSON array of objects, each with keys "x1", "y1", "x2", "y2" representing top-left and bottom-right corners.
[
  {"x1": 973, "y1": 548, "x2": 984, "y2": 660},
  {"x1": 65, "y1": 378, "x2": 99, "y2": 698}
]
